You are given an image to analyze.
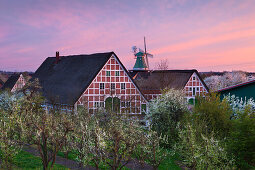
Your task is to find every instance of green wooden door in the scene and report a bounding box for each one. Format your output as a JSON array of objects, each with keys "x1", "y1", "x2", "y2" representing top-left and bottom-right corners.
[{"x1": 105, "y1": 97, "x2": 120, "y2": 113}]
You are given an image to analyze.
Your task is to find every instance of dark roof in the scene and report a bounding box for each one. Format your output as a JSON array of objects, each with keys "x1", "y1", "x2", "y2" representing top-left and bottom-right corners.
[
  {"x1": 33, "y1": 52, "x2": 113, "y2": 105},
  {"x1": 1, "y1": 73, "x2": 21, "y2": 90},
  {"x1": 33, "y1": 52, "x2": 147, "y2": 105},
  {"x1": 0, "y1": 78, "x2": 4, "y2": 85},
  {"x1": 218, "y1": 79, "x2": 255, "y2": 92},
  {"x1": 132, "y1": 69, "x2": 209, "y2": 92}
]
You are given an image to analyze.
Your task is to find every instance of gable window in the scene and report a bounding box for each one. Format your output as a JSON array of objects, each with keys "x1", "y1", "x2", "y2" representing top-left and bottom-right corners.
[
  {"x1": 100, "y1": 83, "x2": 104, "y2": 90},
  {"x1": 126, "y1": 102, "x2": 131, "y2": 107},
  {"x1": 193, "y1": 76, "x2": 195, "y2": 81},
  {"x1": 111, "y1": 83, "x2": 115, "y2": 90},
  {"x1": 115, "y1": 71, "x2": 120, "y2": 76},
  {"x1": 106, "y1": 71, "x2": 111, "y2": 77},
  {"x1": 121, "y1": 83, "x2": 125, "y2": 90}
]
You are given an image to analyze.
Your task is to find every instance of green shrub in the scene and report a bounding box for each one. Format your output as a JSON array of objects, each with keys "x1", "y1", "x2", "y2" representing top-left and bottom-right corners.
[
  {"x1": 193, "y1": 93, "x2": 232, "y2": 138},
  {"x1": 228, "y1": 106, "x2": 255, "y2": 168},
  {"x1": 147, "y1": 88, "x2": 188, "y2": 146},
  {"x1": 175, "y1": 122, "x2": 235, "y2": 169}
]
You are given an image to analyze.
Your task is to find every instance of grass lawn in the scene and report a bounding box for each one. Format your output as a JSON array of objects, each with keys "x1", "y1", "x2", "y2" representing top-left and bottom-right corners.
[
  {"x1": 11, "y1": 150, "x2": 68, "y2": 170},
  {"x1": 158, "y1": 154, "x2": 181, "y2": 170}
]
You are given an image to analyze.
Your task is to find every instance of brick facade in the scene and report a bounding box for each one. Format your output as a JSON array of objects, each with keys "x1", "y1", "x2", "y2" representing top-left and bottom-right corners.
[{"x1": 76, "y1": 55, "x2": 147, "y2": 114}]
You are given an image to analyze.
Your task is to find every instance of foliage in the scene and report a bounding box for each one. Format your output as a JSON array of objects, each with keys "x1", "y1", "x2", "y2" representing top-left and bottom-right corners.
[
  {"x1": 147, "y1": 88, "x2": 188, "y2": 146},
  {"x1": 145, "y1": 131, "x2": 171, "y2": 170},
  {"x1": 99, "y1": 113, "x2": 143, "y2": 170},
  {"x1": 71, "y1": 107, "x2": 105, "y2": 169},
  {"x1": 0, "y1": 91, "x2": 23, "y2": 169},
  {"x1": 19, "y1": 80, "x2": 74, "y2": 170},
  {"x1": 174, "y1": 93, "x2": 237, "y2": 169},
  {"x1": 175, "y1": 122, "x2": 235, "y2": 169},
  {"x1": 193, "y1": 93, "x2": 232, "y2": 137},
  {"x1": 204, "y1": 71, "x2": 247, "y2": 91},
  {"x1": 224, "y1": 94, "x2": 255, "y2": 115},
  {"x1": 228, "y1": 106, "x2": 255, "y2": 168}
]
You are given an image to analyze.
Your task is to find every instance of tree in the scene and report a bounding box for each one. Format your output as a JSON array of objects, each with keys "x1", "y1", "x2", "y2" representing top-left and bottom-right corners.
[
  {"x1": 175, "y1": 122, "x2": 235, "y2": 169},
  {"x1": 204, "y1": 71, "x2": 248, "y2": 91},
  {"x1": 71, "y1": 107, "x2": 105, "y2": 170},
  {"x1": 0, "y1": 91, "x2": 23, "y2": 169},
  {"x1": 147, "y1": 88, "x2": 188, "y2": 146},
  {"x1": 156, "y1": 59, "x2": 169, "y2": 70},
  {"x1": 99, "y1": 113, "x2": 143, "y2": 170},
  {"x1": 20, "y1": 80, "x2": 74, "y2": 170},
  {"x1": 193, "y1": 93, "x2": 232, "y2": 137},
  {"x1": 145, "y1": 131, "x2": 170, "y2": 170},
  {"x1": 228, "y1": 105, "x2": 255, "y2": 168}
]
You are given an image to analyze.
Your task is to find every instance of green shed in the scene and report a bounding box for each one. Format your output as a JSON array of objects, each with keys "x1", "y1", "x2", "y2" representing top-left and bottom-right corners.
[{"x1": 218, "y1": 80, "x2": 255, "y2": 100}]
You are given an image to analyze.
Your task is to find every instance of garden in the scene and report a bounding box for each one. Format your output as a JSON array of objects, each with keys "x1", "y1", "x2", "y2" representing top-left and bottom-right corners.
[{"x1": 0, "y1": 86, "x2": 255, "y2": 169}]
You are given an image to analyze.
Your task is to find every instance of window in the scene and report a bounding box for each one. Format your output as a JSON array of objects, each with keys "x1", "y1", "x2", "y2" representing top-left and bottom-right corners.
[
  {"x1": 189, "y1": 87, "x2": 192, "y2": 91},
  {"x1": 94, "y1": 102, "x2": 99, "y2": 107},
  {"x1": 193, "y1": 76, "x2": 195, "y2": 80},
  {"x1": 121, "y1": 83, "x2": 125, "y2": 90},
  {"x1": 192, "y1": 87, "x2": 196, "y2": 96},
  {"x1": 121, "y1": 102, "x2": 125, "y2": 107},
  {"x1": 100, "y1": 83, "x2": 104, "y2": 89},
  {"x1": 115, "y1": 71, "x2": 120, "y2": 76},
  {"x1": 95, "y1": 102, "x2": 104, "y2": 108},
  {"x1": 111, "y1": 83, "x2": 115, "y2": 90},
  {"x1": 197, "y1": 87, "x2": 199, "y2": 91},
  {"x1": 100, "y1": 102, "x2": 104, "y2": 107},
  {"x1": 126, "y1": 102, "x2": 131, "y2": 107},
  {"x1": 106, "y1": 71, "x2": 111, "y2": 77}
]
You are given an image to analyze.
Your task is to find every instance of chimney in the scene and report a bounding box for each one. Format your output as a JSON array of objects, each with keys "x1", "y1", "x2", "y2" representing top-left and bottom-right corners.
[{"x1": 55, "y1": 51, "x2": 60, "y2": 64}]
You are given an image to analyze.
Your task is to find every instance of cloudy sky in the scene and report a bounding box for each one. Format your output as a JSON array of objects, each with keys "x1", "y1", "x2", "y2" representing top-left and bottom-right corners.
[{"x1": 1, "y1": 0, "x2": 255, "y2": 72}]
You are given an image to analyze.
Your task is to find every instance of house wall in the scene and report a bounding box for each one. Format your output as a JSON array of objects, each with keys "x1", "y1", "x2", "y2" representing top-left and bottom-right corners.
[
  {"x1": 11, "y1": 74, "x2": 26, "y2": 92},
  {"x1": 76, "y1": 55, "x2": 147, "y2": 114}
]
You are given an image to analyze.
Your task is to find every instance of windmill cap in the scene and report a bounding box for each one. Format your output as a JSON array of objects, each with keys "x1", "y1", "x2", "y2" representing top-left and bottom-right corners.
[{"x1": 135, "y1": 52, "x2": 144, "y2": 56}]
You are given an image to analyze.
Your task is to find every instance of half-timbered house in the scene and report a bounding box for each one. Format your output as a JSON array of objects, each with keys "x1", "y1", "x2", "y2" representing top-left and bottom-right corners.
[
  {"x1": 1, "y1": 73, "x2": 29, "y2": 92},
  {"x1": 33, "y1": 52, "x2": 148, "y2": 114},
  {"x1": 129, "y1": 70, "x2": 209, "y2": 103}
]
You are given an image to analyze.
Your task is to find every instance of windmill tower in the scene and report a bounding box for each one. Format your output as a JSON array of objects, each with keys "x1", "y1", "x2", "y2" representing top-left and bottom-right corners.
[{"x1": 132, "y1": 37, "x2": 153, "y2": 70}]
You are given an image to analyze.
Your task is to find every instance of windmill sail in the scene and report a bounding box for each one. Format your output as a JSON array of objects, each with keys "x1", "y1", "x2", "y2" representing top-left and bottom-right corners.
[{"x1": 132, "y1": 37, "x2": 154, "y2": 70}]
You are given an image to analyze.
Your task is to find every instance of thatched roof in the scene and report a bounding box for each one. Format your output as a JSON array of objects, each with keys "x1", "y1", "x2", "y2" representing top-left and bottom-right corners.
[
  {"x1": 1, "y1": 74, "x2": 21, "y2": 90},
  {"x1": 33, "y1": 52, "x2": 114, "y2": 105}
]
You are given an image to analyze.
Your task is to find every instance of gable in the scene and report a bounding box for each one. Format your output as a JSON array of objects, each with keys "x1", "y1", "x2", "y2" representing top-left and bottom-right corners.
[
  {"x1": 76, "y1": 53, "x2": 147, "y2": 106},
  {"x1": 11, "y1": 74, "x2": 26, "y2": 92},
  {"x1": 1, "y1": 74, "x2": 20, "y2": 91},
  {"x1": 184, "y1": 72, "x2": 208, "y2": 97}
]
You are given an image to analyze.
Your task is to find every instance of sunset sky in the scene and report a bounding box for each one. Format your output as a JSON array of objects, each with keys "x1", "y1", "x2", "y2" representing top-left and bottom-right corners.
[{"x1": 1, "y1": 0, "x2": 255, "y2": 72}]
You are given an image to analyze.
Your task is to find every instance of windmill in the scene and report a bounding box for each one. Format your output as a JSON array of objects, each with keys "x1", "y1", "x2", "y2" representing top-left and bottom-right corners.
[{"x1": 132, "y1": 37, "x2": 153, "y2": 70}]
